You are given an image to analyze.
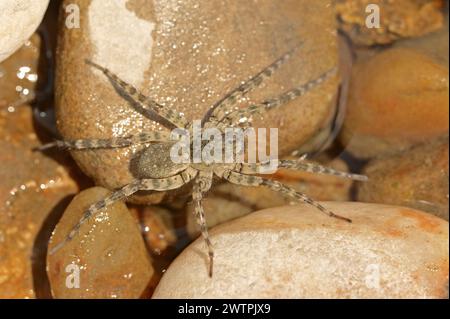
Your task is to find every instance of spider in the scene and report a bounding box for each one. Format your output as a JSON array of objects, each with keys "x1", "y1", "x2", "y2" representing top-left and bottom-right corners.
[{"x1": 38, "y1": 46, "x2": 367, "y2": 277}]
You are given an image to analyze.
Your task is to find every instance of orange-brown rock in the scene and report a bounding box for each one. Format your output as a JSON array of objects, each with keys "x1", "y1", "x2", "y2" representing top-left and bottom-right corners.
[
  {"x1": 336, "y1": 0, "x2": 445, "y2": 46},
  {"x1": 340, "y1": 48, "x2": 449, "y2": 158},
  {"x1": 56, "y1": 0, "x2": 340, "y2": 204},
  {"x1": 47, "y1": 187, "x2": 153, "y2": 299},
  {"x1": 130, "y1": 205, "x2": 177, "y2": 255}
]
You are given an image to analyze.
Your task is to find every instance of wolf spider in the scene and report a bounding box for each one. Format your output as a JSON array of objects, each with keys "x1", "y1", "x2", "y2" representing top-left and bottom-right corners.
[{"x1": 38, "y1": 46, "x2": 367, "y2": 276}]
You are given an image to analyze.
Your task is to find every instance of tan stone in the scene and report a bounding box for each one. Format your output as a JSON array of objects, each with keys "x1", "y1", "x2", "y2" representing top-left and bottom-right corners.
[
  {"x1": 154, "y1": 203, "x2": 449, "y2": 299},
  {"x1": 340, "y1": 48, "x2": 449, "y2": 158},
  {"x1": 336, "y1": 0, "x2": 445, "y2": 46},
  {"x1": 56, "y1": 0, "x2": 339, "y2": 203},
  {"x1": 47, "y1": 187, "x2": 153, "y2": 299}
]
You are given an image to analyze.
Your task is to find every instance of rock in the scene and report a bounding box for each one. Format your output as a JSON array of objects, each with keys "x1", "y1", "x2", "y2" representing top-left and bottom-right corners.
[
  {"x1": 394, "y1": 14, "x2": 449, "y2": 68},
  {"x1": 47, "y1": 187, "x2": 154, "y2": 298},
  {"x1": 130, "y1": 205, "x2": 177, "y2": 255},
  {"x1": 358, "y1": 137, "x2": 449, "y2": 221},
  {"x1": 336, "y1": 0, "x2": 445, "y2": 46},
  {"x1": 153, "y1": 203, "x2": 449, "y2": 299},
  {"x1": 0, "y1": 106, "x2": 78, "y2": 299},
  {"x1": 296, "y1": 34, "x2": 354, "y2": 155},
  {"x1": 0, "y1": 0, "x2": 49, "y2": 62},
  {"x1": 0, "y1": 33, "x2": 41, "y2": 108},
  {"x1": 340, "y1": 48, "x2": 449, "y2": 158},
  {"x1": 186, "y1": 157, "x2": 353, "y2": 238},
  {"x1": 56, "y1": 0, "x2": 340, "y2": 203}
]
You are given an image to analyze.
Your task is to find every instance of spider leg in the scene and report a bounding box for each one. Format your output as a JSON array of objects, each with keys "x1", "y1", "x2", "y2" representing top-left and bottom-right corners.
[
  {"x1": 222, "y1": 170, "x2": 352, "y2": 223},
  {"x1": 34, "y1": 132, "x2": 171, "y2": 151},
  {"x1": 86, "y1": 60, "x2": 189, "y2": 129},
  {"x1": 192, "y1": 171, "x2": 214, "y2": 277},
  {"x1": 204, "y1": 45, "x2": 301, "y2": 127},
  {"x1": 236, "y1": 160, "x2": 368, "y2": 181},
  {"x1": 218, "y1": 67, "x2": 337, "y2": 130},
  {"x1": 49, "y1": 167, "x2": 198, "y2": 255}
]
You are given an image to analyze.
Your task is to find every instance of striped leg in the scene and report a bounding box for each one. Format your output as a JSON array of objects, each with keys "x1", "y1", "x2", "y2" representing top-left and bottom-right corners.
[
  {"x1": 235, "y1": 160, "x2": 368, "y2": 181},
  {"x1": 34, "y1": 131, "x2": 171, "y2": 151},
  {"x1": 49, "y1": 167, "x2": 198, "y2": 255},
  {"x1": 192, "y1": 172, "x2": 215, "y2": 277},
  {"x1": 223, "y1": 170, "x2": 352, "y2": 223},
  {"x1": 217, "y1": 67, "x2": 337, "y2": 130},
  {"x1": 204, "y1": 45, "x2": 300, "y2": 128},
  {"x1": 86, "y1": 60, "x2": 189, "y2": 128}
]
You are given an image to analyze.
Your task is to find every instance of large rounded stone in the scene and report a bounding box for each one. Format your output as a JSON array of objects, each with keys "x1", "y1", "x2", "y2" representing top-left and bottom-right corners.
[
  {"x1": 340, "y1": 48, "x2": 449, "y2": 158},
  {"x1": 56, "y1": 0, "x2": 339, "y2": 203},
  {"x1": 47, "y1": 187, "x2": 154, "y2": 299},
  {"x1": 0, "y1": 0, "x2": 49, "y2": 62},
  {"x1": 154, "y1": 203, "x2": 449, "y2": 298}
]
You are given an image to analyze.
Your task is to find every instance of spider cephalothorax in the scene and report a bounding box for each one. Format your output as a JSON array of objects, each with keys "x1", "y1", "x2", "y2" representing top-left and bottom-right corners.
[{"x1": 39, "y1": 46, "x2": 367, "y2": 276}]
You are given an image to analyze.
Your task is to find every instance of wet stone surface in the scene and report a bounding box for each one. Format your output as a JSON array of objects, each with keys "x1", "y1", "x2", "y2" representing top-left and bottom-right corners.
[
  {"x1": 56, "y1": 0, "x2": 340, "y2": 203},
  {"x1": 0, "y1": 33, "x2": 41, "y2": 108},
  {"x1": 47, "y1": 187, "x2": 154, "y2": 299},
  {"x1": 129, "y1": 205, "x2": 177, "y2": 255}
]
